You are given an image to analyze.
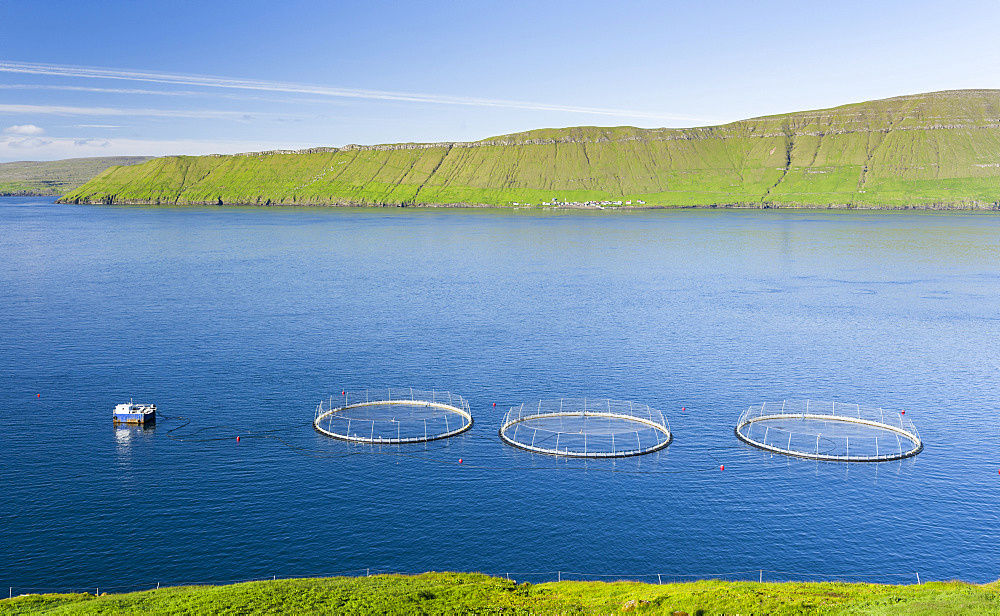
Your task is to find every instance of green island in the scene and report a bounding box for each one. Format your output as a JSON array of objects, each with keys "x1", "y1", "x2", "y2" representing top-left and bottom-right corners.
[
  {"x1": 0, "y1": 157, "x2": 152, "y2": 196},
  {"x1": 3, "y1": 572, "x2": 999, "y2": 614},
  {"x1": 59, "y1": 89, "x2": 1000, "y2": 209}
]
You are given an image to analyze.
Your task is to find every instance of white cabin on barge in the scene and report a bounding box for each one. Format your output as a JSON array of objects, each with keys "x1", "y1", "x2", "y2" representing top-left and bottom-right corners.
[{"x1": 113, "y1": 400, "x2": 156, "y2": 425}]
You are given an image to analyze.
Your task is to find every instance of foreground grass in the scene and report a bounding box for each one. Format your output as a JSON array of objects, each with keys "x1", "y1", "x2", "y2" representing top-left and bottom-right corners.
[{"x1": 3, "y1": 572, "x2": 999, "y2": 614}]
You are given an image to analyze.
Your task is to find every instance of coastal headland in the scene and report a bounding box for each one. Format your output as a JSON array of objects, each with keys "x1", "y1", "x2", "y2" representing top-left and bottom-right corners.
[{"x1": 60, "y1": 90, "x2": 1000, "y2": 209}]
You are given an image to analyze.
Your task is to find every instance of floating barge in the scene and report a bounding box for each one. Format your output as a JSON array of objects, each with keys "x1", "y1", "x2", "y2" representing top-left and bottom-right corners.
[{"x1": 113, "y1": 400, "x2": 156, "y2": 425}]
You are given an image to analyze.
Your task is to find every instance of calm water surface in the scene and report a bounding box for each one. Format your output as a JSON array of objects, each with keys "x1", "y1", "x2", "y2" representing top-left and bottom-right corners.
[{"x1": 2, "y1": 197, "x2": 999, "y2": 591}]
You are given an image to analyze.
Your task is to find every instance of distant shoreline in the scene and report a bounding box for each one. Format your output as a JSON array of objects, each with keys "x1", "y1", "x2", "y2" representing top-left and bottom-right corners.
[
  {"x1": 54, "y1": 197, "x2": 1000, "y2": 211},
  {"x1": 1, "y1": 190, "x2": 67, "y2": 197},
  {"x1": 0, "y1": 156, "x2": 154, "y2": 198}
]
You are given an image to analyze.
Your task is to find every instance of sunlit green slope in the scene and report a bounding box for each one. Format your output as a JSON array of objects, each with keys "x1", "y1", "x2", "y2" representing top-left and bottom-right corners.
[
  {"x1": 1, "y1": 156, "x2": 152, "y2": 196},
  {"x1": 61, "y1": 90, "x2": 1000, "y2": 208}
]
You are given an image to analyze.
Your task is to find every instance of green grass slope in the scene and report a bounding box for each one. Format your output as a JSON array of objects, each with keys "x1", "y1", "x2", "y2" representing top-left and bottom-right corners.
[
  {"x1": 3, "y1": 573, "x2": 999, "y2": 615},
  {"x1": 60, "y1": 90, "x2": 1000, "y2": 208},
  {"x1": 0, "y1": 157, "x2": 153, "y2": 196}
]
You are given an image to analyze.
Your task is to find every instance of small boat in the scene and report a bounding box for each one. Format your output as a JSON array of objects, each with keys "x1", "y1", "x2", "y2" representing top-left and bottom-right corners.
[{"x1": 113, "y1": 400, "x2": 156, "y2": 425}]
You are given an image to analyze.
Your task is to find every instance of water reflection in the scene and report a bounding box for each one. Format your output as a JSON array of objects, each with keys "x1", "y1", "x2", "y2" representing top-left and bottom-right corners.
[{"x1": 114, "y1": 424, "x2": 154, "y2": 465}]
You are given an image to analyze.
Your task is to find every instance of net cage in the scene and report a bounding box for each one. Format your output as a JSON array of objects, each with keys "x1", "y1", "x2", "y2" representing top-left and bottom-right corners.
[
  {"x1": 313, "y1": 388, "x2": 473, "y2": 444},
  {"x1": 734, "y1": 400, "x2": 923, "y2": 462},
  {"x1": 499, "y1": 398, "x2": 672, "y2": 458}
]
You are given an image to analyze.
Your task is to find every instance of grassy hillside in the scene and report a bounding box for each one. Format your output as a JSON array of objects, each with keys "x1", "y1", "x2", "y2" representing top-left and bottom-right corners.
[
  {"x1": 0, "y1": 157, "x2": 153, "y2": 196},
  {"x1": 4, "y1": 573, "x2": 1000, "y2": 614},
  {"x1": 61, "y1": 90, "x2": 1000, "y2": 208}
]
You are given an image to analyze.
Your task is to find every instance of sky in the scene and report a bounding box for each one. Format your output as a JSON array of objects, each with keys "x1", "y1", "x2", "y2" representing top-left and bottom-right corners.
[{"x1": 2, "y1": 0, "x2": 1000, "y2": 162}]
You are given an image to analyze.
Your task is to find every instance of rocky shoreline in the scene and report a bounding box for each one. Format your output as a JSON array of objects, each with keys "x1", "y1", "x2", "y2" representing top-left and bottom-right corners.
[{"x1": 56, "y1": 195, "x2": 1000, "y2": 211}]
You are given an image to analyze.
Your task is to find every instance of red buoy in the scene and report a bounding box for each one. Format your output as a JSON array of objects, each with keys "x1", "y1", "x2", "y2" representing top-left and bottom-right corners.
[
  {"x1": 236, "y1": 436, "x2": 240, "y2": 442},
  {"x1": 493, "y1": 402, "x2": 496, "y2": 407},
  {"x1": 901, "y1": 410, "x2": 905, "y2": 415},
  {"x1": 342, "y1": 391, "x2": 345, "y2": 396},
  {"x1": 37, "y1": 394, "x2": 40, "y2": 398},
  {"x1": 681, "y1": 407, "x2": 685, "y2": 411},
  {"x1": 720, "y1": 465, "x2": 724, "y2": 471},
  {"x1": 459, "y1": 459, "x2": 463, "y2": 464}
]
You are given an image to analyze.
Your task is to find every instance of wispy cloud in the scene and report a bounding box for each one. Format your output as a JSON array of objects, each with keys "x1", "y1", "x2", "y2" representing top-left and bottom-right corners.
[
  {"x1": 0, "y1": 83, "x2": 359, "y2": 108},
  {"x1": 6, "y1": 137, "x2": 51, "y2": 149},
  {"x1": 0, "y1": 60, "x2": 707, "y2": 122},
  {"x1": 0, "y1": 135, "x2": 316, "y2": 162},
  {"x1": 0, "y1": 103, "x2": 265, "y2": 120},
  {"x1": 0, "y1": 83, "x2": 199, "y2": 97}
]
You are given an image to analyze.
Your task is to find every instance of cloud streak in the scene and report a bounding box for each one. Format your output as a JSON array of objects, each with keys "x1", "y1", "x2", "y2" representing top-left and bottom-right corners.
[
  {"x1": 0, "y1": 60, "x2": 707, "y2": 122},
  {"x1": 0, "y1": 103, "x2": 265, "y2": 120},
  {"x1": 0, "y1": 82, "x2": 361, "y2": 108},
  {"x1": 0, "y1": 83, "x2": 201, "y2": 96},
  {"x1": 0, "y1": 135, "x2": 316, "y2": 162}
]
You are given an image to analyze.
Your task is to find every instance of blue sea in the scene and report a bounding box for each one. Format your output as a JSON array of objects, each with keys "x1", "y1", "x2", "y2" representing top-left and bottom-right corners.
[{"x1": 2, "y1": 196, "x2": 999, "y2": 592}]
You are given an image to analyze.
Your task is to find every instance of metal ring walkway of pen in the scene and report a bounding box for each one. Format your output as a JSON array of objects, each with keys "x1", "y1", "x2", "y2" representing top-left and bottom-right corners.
[
  {"x1": 314, "y1": 388, "x2": 473, "y2": 444},
  {"x1": 499, "y1": 398, "x2": 672, "y2": 458},
  {"x1": 734, "y1": 399, "x2": 922, "y2": 462}
]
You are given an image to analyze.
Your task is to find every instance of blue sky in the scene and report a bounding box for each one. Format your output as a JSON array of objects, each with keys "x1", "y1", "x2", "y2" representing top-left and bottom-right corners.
[{"x1": 2, "y1": 0, "x2": 1000, "y2": 161}]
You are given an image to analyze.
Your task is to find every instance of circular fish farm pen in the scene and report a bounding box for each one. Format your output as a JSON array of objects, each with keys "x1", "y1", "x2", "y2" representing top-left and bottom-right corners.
[
  {"x1": 735, "y1": 400, "x2": 923, "y2": 462},
  {"x1": 499, "y1": 398, "x2": 672, "y2": 458},
  {"x1": 313, "y1": 388, "x2": 473, "y2": 444}
]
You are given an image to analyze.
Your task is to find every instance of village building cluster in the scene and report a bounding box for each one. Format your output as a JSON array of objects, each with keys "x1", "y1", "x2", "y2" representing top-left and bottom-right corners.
[{"x1": 511, "y1": 197, "x2": 647, "y2": 208}]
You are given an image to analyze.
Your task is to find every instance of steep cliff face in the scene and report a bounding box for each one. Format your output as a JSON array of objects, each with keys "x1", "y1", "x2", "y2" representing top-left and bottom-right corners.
[{"x1": 60, "y1": 90, "x2": 1000, "y2": 208}]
